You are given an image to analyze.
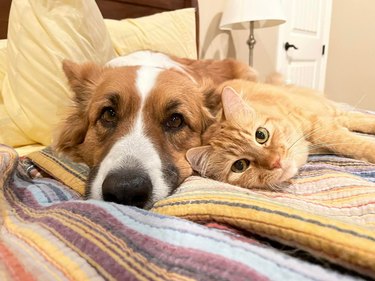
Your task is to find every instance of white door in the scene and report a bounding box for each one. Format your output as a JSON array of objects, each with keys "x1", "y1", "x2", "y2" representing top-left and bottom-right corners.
[{"x1": 276, "y1": 0, "x2": 332, "y2": 91}]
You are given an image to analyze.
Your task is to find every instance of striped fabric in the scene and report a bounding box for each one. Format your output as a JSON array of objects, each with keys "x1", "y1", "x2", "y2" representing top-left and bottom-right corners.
[
  {"x1": 1, "y1": 145, "x2": 366, "y2": 281},
  {"x1": 27, "y1": 146, "x2": 89, "y2": 196},
  {"x1": 1, "y1": 145, "x2": 374, "y2": 280},
  {"x1": 153, "y1": 155, "x2": 375, "y2": 278}
]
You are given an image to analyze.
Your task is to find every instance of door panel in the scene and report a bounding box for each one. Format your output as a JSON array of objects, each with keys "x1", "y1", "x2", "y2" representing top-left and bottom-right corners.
[
  {"x1": 277, "y1": 0, "x2": 332, "y2": 91},
  {"x1": 288, "y1": 61, "x2": 317, "y2": 89}
]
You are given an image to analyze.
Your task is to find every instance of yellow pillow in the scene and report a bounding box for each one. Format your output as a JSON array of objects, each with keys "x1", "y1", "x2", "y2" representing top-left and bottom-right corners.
[
  {"x1": 0, "y1": 42, "x2": 6, "y2": 104},
  {"x1": 0, "y1": 103, "x2": 35, "y2": 147},
  {"x1": 2, "y1": 0, "x2": 115, "y2": 146},
  {"x1": 105, "y1": 8, "x2": 197, "y2": 59},
  {"x1": 0, "y1": 40, "x2": 35, "y2": 147},
  {"x1": 0, "y1": 39, "x2": 6, "y2": 48}
]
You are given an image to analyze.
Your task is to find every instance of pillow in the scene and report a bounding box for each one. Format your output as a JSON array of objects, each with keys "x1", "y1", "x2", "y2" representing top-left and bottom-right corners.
[
  {"x1": 0, "y1": 43, "x2": 7, "y2": 104},
  {"x1": 0, "y1": 40, "x2": 7, "y2": 102},
  {"x1": 27, "y1": 146, "x2": 88, "y2": 195},
  {"x1": 105, "y1": 8, "x2": 197, "y2": 59},
  {"x1": 2, "y1": 0, "x2": 116, "y2": 146},
  {"x1": 0, "y1": 41, "x2": 35, "y2": 147},
  {"x1": 0, "y1": 103, "x2": 35, "y2": 147}
]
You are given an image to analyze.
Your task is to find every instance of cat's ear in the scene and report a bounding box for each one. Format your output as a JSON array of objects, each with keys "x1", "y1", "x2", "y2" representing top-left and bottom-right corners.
[
  {"x1": 186, "y1": 146, "x2": 211, "y2": 175},
  {"x1": 222, "y1": 86, "x2": 253, "y2": 121}
]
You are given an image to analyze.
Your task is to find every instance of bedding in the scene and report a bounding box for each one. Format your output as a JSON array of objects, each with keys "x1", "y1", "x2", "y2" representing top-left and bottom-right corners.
[{"x1": 1, "y1": 144, "x2": 373, "y2": 280}]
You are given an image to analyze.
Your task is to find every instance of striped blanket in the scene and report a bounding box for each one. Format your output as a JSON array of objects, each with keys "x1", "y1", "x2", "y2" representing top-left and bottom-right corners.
[{"x1": 1, "y1": 144, "x2": 375, "y2": 280}]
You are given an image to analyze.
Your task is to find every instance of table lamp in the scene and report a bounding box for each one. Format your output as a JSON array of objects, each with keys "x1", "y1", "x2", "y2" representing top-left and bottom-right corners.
[{"x1": 220, "y1": 0, "x2": 286, "y2": 65}]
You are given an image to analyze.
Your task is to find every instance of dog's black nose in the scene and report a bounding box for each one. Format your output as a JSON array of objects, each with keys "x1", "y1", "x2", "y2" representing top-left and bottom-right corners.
[{"x1": 102, "y1": 169, "x2": 152, "y2": 208}]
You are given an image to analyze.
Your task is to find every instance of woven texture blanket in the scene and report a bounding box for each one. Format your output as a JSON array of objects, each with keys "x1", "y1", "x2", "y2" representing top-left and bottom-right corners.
[
  {"x1": 1, "y1": 145, "x2": 375, "y2": 280},
  {"x1": 154, "y1": 154, "x2": 375, "y2": 277}
]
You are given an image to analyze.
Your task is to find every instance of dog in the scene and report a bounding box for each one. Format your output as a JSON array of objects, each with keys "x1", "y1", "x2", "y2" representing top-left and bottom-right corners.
[{"x1": 55, "y1": 50, "x2": 257, "y2": 209}]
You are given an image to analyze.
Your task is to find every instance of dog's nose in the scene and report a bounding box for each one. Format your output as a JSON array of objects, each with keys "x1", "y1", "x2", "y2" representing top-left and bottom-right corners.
[{"x1": 102, "y1": 169, "x2": 152, "y2": 208}]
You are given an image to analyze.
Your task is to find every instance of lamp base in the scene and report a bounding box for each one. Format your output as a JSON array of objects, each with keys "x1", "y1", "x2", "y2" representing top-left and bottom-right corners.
[{"x1": 246, "y1": 21, "x2": 256, "y2": 66}]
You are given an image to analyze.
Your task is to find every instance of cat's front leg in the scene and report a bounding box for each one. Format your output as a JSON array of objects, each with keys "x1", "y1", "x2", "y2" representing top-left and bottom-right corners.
[
  {"x1": 336, "y1": 111, "x2": 375, "y2": 134},
  {"x1": 310, "y1": 120, "x2": 375, "y2": 164}
]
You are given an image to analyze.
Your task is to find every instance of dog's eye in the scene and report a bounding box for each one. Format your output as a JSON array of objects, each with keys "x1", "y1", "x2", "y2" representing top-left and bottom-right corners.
[
  {"x1": 165, "y1": 113, "x2": 185, "y2": 131},
  {"x1": 100, "y1": 107, "x2": 117, "y2": 126}
]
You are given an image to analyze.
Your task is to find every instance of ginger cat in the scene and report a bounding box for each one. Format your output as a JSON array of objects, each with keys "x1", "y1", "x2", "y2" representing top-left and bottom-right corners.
[{"x1": 186, "y1": 79, "x2": 375, "y2": 190}]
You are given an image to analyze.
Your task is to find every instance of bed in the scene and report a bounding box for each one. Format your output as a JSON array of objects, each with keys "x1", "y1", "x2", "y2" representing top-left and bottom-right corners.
[{"x1": 1, "y1": 0, "x2": 375, "y2": 280}]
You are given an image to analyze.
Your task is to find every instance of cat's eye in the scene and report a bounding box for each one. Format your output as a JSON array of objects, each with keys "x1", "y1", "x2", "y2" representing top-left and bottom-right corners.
[
  {"x1": 231, "y1": 159, "x2": 250, "y2": 173},
  {"x1": 100, "y1": 106, "x2": 117, "y2": 127},
  {"x1": 255, "y1": 127, "x2": 269, "y2": 144},
  {"x1": 165, "y1": 113, "x2": 185, "y2": 131}
]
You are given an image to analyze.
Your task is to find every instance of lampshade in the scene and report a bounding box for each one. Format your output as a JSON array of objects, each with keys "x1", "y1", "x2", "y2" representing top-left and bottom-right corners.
[{"x1": 220, "y1": 0, "x2": 286, "y2": 30}]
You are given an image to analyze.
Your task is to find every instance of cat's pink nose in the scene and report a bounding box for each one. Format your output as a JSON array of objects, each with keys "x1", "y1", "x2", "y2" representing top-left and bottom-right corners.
[{"x1": 271, "y1": 159, "x2": 282, "y2": 169}]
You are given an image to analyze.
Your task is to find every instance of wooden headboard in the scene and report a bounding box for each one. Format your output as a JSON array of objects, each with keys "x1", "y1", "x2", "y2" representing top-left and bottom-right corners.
[
  {"x1": 96, "y1": 0, "x2": 198, "y2": 20},
  {"x1": 0, "y1": 0, "x2": 12, "y2": 39},
  {"x1": 0, "y1": 0, "x2": 199, "y2": 46}
]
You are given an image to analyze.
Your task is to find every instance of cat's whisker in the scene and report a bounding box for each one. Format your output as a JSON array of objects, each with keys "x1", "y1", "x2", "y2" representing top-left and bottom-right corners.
[
  {"x1": 309, "y1": 142, "x2": 368, "y2": 152},
  {"x1": 287, "y1": 119, "x2": 326, "y2": 150},
  {"x1": 289, "y1": 121, "x2": 338, "y2": 151},
  {"x1": 309, "y1": 138, "x2": 369, "y2": 148},
  {"x1": 348, "y1": 93, "x2": 367, "y2": 111},
  {"x1": 288, "y1": 133, "x2": 305, "y2": 150},
  {"x1": 295, "y1": 123, "x2": 326, "y2": 143},
  {"x1": 266, "y1": 181, "x2": 286, "y2": 192}
]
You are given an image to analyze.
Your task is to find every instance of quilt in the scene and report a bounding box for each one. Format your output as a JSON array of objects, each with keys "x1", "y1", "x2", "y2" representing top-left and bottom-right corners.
[{"x1": 1, "y1": 144, "x2": 375, "y2": 280}]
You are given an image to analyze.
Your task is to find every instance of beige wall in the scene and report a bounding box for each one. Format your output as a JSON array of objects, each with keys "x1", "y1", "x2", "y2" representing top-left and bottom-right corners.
[
  {"x1": 198, "y1": 0, "x2": 280, "y2": 80},
  {"x1": 325, "y1": 0, "x2": 375, "y2": 110}
]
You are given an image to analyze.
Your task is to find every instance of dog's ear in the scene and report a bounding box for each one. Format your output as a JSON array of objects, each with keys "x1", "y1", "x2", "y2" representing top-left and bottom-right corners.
[
  {"x1": 53, "y1": 104, "x2": 89, "y2": 163},
  {"x1": 198, "y1": 78, "x2": 222, "y2": 117},
  {"x1": 62, "y1": 59, "x2": 103, "y2": 103},
  {"x1": 53, "y1": 60, "x2": 103, "y2": 162},
  {"x1": 193, "y1": 78, "x2": 218, "y2": 132}
]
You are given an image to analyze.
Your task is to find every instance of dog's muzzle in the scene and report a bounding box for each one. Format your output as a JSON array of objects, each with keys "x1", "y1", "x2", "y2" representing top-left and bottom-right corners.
[{"x1": 102, "y1": 168, "x2": 152, "y2": 208}]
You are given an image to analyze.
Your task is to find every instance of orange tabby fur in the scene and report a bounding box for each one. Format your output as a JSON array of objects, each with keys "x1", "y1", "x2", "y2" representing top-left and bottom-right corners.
[{"x1": 187, "y1": 79, "x2": 375, "y2": 190}]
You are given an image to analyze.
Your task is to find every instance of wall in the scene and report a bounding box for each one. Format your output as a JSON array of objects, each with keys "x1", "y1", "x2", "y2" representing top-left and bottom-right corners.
[
  {"x1": 198, "y1": 0, "x2": 280, "y2": 81},
  {"x1": 325, "y1": 0, "x2": 375, "y2": 110}
]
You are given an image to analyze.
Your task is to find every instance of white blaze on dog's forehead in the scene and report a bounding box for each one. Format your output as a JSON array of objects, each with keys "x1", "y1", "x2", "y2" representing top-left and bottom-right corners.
[
  {"x1": 136, "y1": 66, "x2": 162, "y2": 100},
  {"x1": 106, "y1": 50, "x2": 197, "y2": 83},
  {"x1": 107, "y1": 50, "x2": 182, "y2": 69}
]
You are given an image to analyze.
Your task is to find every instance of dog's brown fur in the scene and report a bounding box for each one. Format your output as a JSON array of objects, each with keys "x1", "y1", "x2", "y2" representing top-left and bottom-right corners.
[{"x1": 54, "y1": 53, "x2": 257, "y2": 206}]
